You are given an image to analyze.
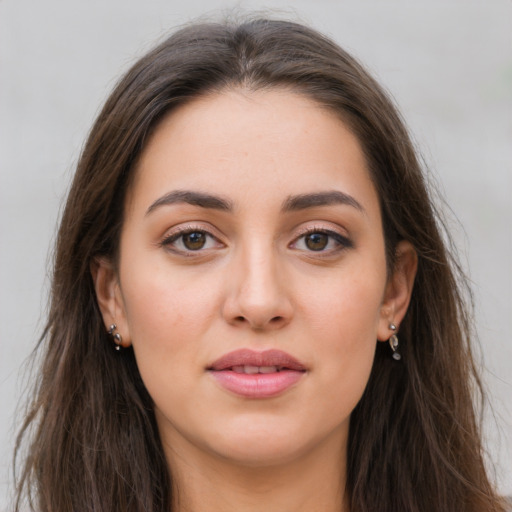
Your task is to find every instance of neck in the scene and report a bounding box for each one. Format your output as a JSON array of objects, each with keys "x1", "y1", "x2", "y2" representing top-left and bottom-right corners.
[{"x1": 165, "y1": 432, "x2": 349, "y2": 512}]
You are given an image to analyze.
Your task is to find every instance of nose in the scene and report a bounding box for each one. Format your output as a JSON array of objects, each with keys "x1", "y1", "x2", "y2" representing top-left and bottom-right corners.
[{"x1": 221, "y1": 244, "x2": 293, "y2": 331}]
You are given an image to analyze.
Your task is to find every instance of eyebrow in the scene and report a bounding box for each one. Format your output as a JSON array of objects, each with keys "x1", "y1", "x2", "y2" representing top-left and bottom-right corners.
[
  {"x1": 145, "y1": 189, "x2": 364, "y2": 216},
  {"x1": 146, "y1": 190, "x2": 233, "y2": 215},
  {"x1": 282, "y1": 191, "x2": 365, "y2": 213}
]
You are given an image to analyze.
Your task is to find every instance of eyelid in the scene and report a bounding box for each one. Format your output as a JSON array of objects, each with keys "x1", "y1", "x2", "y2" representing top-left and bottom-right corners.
[
  {"x1": 289, "y1": 224, "x2": 353, "y2": 252},
  {"x1": 159, "y1": 223, "x2": 225, "y2": 254}
]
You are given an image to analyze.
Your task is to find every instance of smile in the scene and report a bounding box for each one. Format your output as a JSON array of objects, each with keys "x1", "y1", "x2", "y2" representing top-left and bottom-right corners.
[{"x1": 208, "y1": 349, "x2": 307, "y2": 398}]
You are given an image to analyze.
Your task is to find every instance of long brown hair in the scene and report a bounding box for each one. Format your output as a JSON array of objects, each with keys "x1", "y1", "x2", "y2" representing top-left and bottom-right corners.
[{"x1": 14, "y1": 16, "x2": 507, "y2": 512}]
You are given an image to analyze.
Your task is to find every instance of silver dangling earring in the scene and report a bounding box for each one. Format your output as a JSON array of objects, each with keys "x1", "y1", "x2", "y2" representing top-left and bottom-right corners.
[
  {"x1": 108, "y1": 323, "x2": 123, "y2": 351},
  {"x1": 388, "y1": 323, "x2": 401, "y2": 360}
]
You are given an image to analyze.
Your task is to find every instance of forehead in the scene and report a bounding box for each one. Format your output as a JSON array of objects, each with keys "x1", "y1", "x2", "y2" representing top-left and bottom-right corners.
[{"x1": 128, "y1": 88, "x2": 379, "y2": 217}]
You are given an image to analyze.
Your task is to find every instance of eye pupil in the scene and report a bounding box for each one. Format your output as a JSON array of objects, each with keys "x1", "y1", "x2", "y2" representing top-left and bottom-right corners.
[
  {"x1": 183, "y1": 232, "x2": 206, "y2": 250},
  {"x1": 305, "y1": 233, "x2": 328, "y2": 251}
]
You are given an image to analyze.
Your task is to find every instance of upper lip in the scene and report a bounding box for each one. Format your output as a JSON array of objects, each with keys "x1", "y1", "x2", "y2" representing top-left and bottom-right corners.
[{"x1": 208, "y1": 349, "x2": 307, "y2": 371}]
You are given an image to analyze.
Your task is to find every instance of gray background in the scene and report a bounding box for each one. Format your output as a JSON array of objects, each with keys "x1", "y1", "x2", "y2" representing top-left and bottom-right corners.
[{"x1": 1, "y1": 0, "x2": 511, "y2": 507}]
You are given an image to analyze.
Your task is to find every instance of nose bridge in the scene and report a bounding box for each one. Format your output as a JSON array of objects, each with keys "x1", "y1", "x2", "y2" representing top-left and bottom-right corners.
[{"x1": 223, "y1": 235, "x2": 292, "y2": 329}]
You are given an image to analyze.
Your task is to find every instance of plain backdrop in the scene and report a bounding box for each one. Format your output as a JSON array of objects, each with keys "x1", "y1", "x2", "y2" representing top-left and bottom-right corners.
[{"x1": 1, "y1": 0, "x2": 511, "y2": 507}]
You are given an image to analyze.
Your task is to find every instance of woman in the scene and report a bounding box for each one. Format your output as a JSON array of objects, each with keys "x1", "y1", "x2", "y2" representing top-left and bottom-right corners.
[{"x1": 14, "y1": 16, "x2": 507, "y2": 512}]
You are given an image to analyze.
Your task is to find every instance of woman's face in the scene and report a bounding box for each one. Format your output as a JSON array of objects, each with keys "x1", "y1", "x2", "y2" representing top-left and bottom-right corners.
[{"x1": 95, "y1": 89, "x2": 415, "y2": 468}]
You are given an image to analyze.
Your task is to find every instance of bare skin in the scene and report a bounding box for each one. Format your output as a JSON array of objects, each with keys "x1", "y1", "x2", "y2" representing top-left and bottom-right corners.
[
  {"x1": 93, "y1": 89, "x2": 417, "y2": 512},
  {"x1": 167, "y1": 426, "x2": 348, "y2": 512}
]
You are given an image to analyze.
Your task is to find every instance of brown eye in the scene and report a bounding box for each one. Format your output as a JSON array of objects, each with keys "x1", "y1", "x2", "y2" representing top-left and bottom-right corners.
[
  {"x1": 182, "y1": 232, "x2": 207, "y2": 250},
  {"x1": 290, "y1": 229, "x2": 353, "y2": 254},
  {"x1": 161, "y1": 229, "x2": 222, "y2": 254},
  {"x1": 305, "y1": 233, "x2": 329, "y2": 251}
]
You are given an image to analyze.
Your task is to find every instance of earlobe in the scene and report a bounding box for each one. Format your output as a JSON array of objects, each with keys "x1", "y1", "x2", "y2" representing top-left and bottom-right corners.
[
  {"x1": 377, "y1": 241, "x2": 418, "y2": 342},
  {"x1": 91, "y1": 257, "x2": 131, "y2": 347}
]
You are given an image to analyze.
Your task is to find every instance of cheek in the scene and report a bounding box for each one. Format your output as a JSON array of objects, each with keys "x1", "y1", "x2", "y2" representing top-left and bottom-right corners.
[
  {"x1": 118, "y1": 248, "x2": 221, "y2": 360},
  {"x1": 302, "y1": 268, "x2": 385, "y2": 346},
  {"x1": 118, "y1": 266, "x2": 220, "y2": 411},
  {"x1": 297, "y1": 264, "x2": 385, "y2": 399}
]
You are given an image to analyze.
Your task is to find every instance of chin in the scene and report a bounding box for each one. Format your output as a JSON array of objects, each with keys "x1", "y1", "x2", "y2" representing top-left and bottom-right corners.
[
  {"x1": 201, "y1": 415, "x2": 342, "y2": 468},
  {"x1": 213, "y1": 439, "x2": 309, "y2": 468}
]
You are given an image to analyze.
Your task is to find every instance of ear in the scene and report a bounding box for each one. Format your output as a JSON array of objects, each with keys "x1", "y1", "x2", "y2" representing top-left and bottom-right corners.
[
  {"x1": 91, "y1": 257, "x2": 131, "y2": 347},
  {"x1": 377, "y1": 241, "x2": 418, "y2": 341}
]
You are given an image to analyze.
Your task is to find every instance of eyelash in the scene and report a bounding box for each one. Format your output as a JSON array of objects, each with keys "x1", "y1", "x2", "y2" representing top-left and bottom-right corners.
[
  {"x1": 160, "y1": 224, "x2": 352, "y2": 256},
  {"x1": 160, "y1": 225, "x2": 222, "y2": 254},
  {"x1": 290, "y1": 227, "x2": 353, "y2": 254}
]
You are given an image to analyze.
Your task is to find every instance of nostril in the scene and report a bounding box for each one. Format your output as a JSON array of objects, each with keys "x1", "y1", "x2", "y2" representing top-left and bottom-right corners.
[{"x1": 270, "y1": 316, "x2": 283, "y2": 323}]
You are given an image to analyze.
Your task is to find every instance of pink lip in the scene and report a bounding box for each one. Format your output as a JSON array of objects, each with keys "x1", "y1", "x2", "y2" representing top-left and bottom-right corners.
[{"x1": 208, "y1": 349, "x2": 306, "y2": 399}]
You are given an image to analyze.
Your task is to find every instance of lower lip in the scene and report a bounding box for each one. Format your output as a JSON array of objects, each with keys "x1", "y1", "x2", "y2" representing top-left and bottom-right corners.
[{"x1": 209, "y1": 370, "x2": 304, "y2": 398}]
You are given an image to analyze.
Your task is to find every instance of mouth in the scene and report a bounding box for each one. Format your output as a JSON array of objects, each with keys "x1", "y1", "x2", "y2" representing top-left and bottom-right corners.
[
  {"x1": 208, "y1": 348, "x2": 306, "y2": 371},
  {"x1": 229, "y1": 365, "x2": 295, "y2": 374},
  {"x1": 208, "y1": 349, "x2": 307, "y2": 398}
]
